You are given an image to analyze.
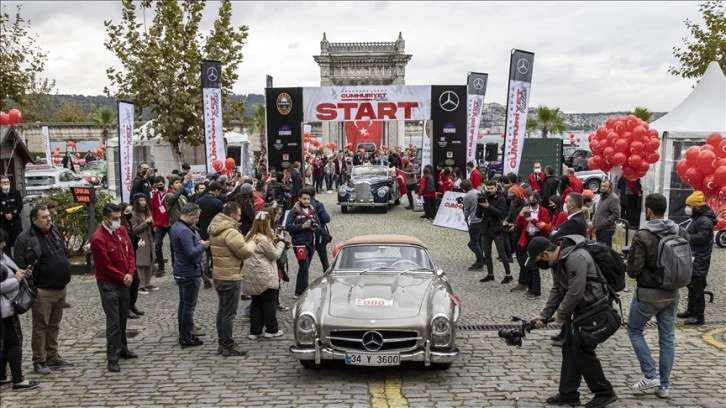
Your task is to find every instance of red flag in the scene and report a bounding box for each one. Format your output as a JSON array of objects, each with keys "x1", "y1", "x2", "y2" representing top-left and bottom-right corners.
[
  {"x1": 396, "y1": 169, "x2": 408, "y2": 195},
  {"x1": 345, "y1": 120, "x2": 382, "y2": 150}
]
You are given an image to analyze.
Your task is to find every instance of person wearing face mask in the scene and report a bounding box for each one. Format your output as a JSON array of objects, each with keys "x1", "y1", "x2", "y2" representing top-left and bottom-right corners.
[
  {"x1": 119, "y1": 203, "x2": 143, "y2": 319},
  {"x1": 542, "y1": 195, "x2": 568, "y2": 236},
  {"x1": 539, "y1": 166, "x2": 560, "y2": 213},
  {"x1": 476, "y1": 181, "x2": 513, "y2": 284},
  {"x1": 528, "y1": 162, "x2": 545, "y2": 193},
  {"x1": 513, "y1": 192, "x2": 551, "y2": 298},
  {"x1": 528, "y1": 235, "x2": 618, "y2": 408},
  {"x1": 593, "y1": 180, "x2": 621, "y2": 248},
  {"x1": 130, "y1": 163, "x2": 153, "y2": 201},
  {"x1": 680, "y1": 191, "x2": 717, "y2": 326},
  {"x1": 130, "y1": 194, "x2": 158, "y2": 297},
  {"x1": 0, "y1": 176, "x2": 23, "y2": 256},
  {"x1": 91, "y1": 203, "x2": 138, "y2": 372},
  {"x1": 151, "y1": 176, "x2": 171, "y2": 277}
]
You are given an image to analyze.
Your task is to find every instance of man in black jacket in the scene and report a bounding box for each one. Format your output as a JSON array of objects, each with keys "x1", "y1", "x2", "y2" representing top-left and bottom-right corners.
[
  {"x1": 195, "y1": 182, "x2": 224, "y2": 289},
  {"x1": 540, "y1": 166, "x2": 560, "y2": 216},
  {"x1": 476, "y1": 181, "x2": 512, "y2": 283},
  {"x1": 130, "y1": 163, "x2": 153, "y2": 201},
  {"x1": 681, "y1": 191, "x2": 717, "y2": 325},
  {"x1": 0, "y1": 176, "x2": 23, "y2": 256},
  {"x1": 550, "y1": 193, "x2": 588, "y2": 242}
]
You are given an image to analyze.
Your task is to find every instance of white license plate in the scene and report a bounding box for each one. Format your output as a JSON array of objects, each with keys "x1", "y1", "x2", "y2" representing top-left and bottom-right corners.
[{"x1": 345, "y1": 353, "x2": 400, "y2": 366}]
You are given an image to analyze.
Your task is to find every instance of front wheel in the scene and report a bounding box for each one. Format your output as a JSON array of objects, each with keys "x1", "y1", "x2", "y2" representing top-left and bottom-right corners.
[
  {"x1": 717, "y1": 230, "x2": 726, "y2": 248},
  {"x1": 585, "y1": 179, "x2": 601, "y2": 192}
]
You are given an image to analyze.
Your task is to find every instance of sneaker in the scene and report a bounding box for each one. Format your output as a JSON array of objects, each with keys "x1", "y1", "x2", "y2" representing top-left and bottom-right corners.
[
  {"x1": 525, "y1": 293, "x2": 541, "y2": 300},
  {"x1": 479, "y1": 275, "x2": 495, "y2": 283},
  {"x1": 500, "y1": 275, "x2": 513, "y2": 284},
  {"x1": 545, "y1": 393, "x2": 580, "y2": 406},
  {"x1": 46, "y1": 356, "x2": 74, "y2": 368},
  {"x1": 248, "y1": 334, "x2": 261, "y2": 340},
  {"x1": 551, "y1": 338, "x2": 565, "y2": 347},
  {"x1": 683, "y1": 317, "x2": 704, "y2": 325},
  {"x1": 676, "y1": 311, "x2": 692, "y2": 319},
  {"x1": 276, "y1": 304, "x2": 290, "y2": 311},
  {"x1": 179, "y1": 337, "x2": 204, "y2": 348},
  {"x1": 655, "y1": 386, "x2": 669, "y2": 398},
  {"x1": 12, "y1": 380, "x2": 40, "y2": 391},
  {"x1": 264, "y1": 330, "x2": 284, "y2": 338},
  {"x1": 221, "y1": 347, "x2": 248, "y2": 357},
  {"x1": 146, "y1": 285, "x2": 160, "y2": 291},
  {"x1": 137, "y1": 287, "x2": 149, "y2": 295},
  {"x1": 292, "y1": 294, "x2": 300, "y2": 299},
  {"x1": 33, "y1": 363, "x2": 51, "y2": 375},
  {"x1": 467, "y1": 264, "x2": 484, "y2": 271},
  {"x1": 584, "y1": 394, "x2": 617, "y2": 408},
  {"x1": 510, "y1": 283, "x2": 527, "y2": 292},
  {"x1": 631, "y1": 375, "x2": 660, "y2": 391},
  {"x1": 191, "y1": 327, "x2": 206, "y2": 337}
]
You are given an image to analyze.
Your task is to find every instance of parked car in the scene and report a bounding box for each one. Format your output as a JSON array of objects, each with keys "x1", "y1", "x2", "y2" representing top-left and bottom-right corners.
[
  {"x1": 563, "y1": 149, "x2": 592, "y2": 171},
  {"x1": 574, "y1": 169, "x2": 606, "y2": 192},
  {"x1": 24, "y1": 165, "x2": 93, "y2": 197},
  {"x1": 79, "y1": 160, "x2": 108, "y2": 189},
  {"x1": 289, "y1": 234, "x2": 461, "y2": 370},
  {"x1": 338, "y1": 165, "x2": 401, "y2": 213}
]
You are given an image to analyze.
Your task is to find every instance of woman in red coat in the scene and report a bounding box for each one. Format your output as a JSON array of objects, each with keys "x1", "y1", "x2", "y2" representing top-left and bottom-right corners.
[
  {"x1": 418, "y1": 166, "x2": 438, "y2": 222},
  {"x1": 514, "y1": 191, "x2": 550, "y2": 299},
  {"x1": 542, "y1": 195, "x2": 568, "y2": 236}
]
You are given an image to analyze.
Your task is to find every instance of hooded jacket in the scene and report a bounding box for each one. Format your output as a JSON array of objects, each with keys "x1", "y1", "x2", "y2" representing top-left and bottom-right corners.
[
  {"x1": 686, "y1": 206, "x2": 717, "y2": 277},
  {"x1": 242, "y1": 234, "x2": 285, "y2": 296},
  {"x1": 541, "y1": 235, "x2": 610, "y2": 322},
  {"x1": 208, "y1": 213, "x2": 256, "y2": 281},
  {"x1": 626, "y1": 218, "x2": 689, "y2": 300}
]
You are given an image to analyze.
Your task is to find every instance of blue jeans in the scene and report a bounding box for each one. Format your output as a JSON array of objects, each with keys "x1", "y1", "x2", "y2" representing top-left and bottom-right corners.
[
  {"x1": 596, "y1": 229, "x2": 615, "y2": 248},
  {"x1": 627, "y1": 292, "x2": 679, "y2": 387},
  {"x1": 467, "y1": 222, "x2": 483, "y2": 266},
  {"x1": 175, "y1": 276, "x2": 201, "y2": 343}
]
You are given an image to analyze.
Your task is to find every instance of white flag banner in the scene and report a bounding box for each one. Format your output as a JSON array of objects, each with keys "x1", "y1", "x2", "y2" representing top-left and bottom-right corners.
[
  {"x1": 503, "y1": 50, "x2": 534, "y2": 176},
  {"x1": 466, "y1": 73, "x2": 488, "y2": 165},
  {"x1": 421, "y1": 120, "x2": 432, "y2": 177},
  {"x1": 42, "y1": 126, "x2": 51, "y2": 165},
  {"x1": 432, "y1": 191, "x2": 468, "y2": 231},
  {"x1": 202, "y1": 60, "x2": 225, "y2": 173},
  {"x1": 118, "y1": 101, "x2": 135, "y2": 203},
  {"x1": 303, "y1": 85, "x2": 431, "y2": 122}
]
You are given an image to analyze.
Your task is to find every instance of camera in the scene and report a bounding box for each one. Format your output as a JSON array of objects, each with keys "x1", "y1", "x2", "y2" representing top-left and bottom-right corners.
[
  {"x1": 476, "y1": 193, "x2": 488, "y2": 204},
  {"x1": 309, "y1": 219, "x2": 319, "y2": 231},
  {"x1": 498, "y1": 316, "x2": 553, "y2": 347}
]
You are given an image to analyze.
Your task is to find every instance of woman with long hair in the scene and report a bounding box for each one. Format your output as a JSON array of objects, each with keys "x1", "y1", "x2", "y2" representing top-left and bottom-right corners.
[
  {"x1": 242, "y1": 210, "x2": 286, "y2": 339},
  {"x1": 130, "y1": 194, "x2": 157, "y2": 295}
]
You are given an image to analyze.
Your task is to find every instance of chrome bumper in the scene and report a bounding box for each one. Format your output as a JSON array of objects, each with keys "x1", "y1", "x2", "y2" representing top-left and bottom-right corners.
[
  {"x1": 289, "y1": 340, "x2": 459, "y2": 365},
  {"x1": 337, "y1": 201, "x2": 387, "y2": 207}
]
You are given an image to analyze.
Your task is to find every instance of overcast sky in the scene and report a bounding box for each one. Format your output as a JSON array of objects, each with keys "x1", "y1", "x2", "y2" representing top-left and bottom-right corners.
[{"x1": 5, "y1": 1, "x2": 708, "y2": 113}]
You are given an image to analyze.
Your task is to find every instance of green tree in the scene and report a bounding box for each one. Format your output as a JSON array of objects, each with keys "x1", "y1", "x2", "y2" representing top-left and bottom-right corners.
[
  {"x1": 54, "y1": 101, "x2": 88, "y2": 122},
  {"x1": 90, "y1": 105, "x2": 117, "y2": 146},
  {"x1": 244, "y1": 103, "x2": 266, "y2": 155},
  {"x1": 0, "y1": 5, "x2": 54, "y2": 112},
  {"x1": 526, "y1": 118, "x2": 538, "y2": 135},
  {"x1": 532, "y1": 106, "x2": 568, "y2": 138},
  {"x1": 669, "y1": 1, "x2": 726, "y2": 79},
  {"x1": 104, "y1": 0, "x2": 248, "y2": 161},
  {"x1": 625, "y1": 107, "x2": 653, "y2": 122}
]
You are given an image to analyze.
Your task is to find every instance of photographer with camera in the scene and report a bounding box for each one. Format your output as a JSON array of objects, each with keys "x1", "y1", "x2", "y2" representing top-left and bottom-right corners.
[
  {"x1": 528, "y1": 235, "x2": 618, "y2": 408},
  {"x1": 475, "y1": 181, "x2": 513, "y2": 284},
  {"x1": 460, "y1": 180, "x2": 484, "y2": 270},
  {"x1": 285, "y1": 189, "x2": 319, "y2": 298}
]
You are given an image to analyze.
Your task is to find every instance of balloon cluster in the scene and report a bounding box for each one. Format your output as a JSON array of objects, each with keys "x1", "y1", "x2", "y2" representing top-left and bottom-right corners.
[
  {"x1": 568, "y1": 133, "x2": 581, "y2": 144},
  {"x1": 587, "y1": 115, "x2": 660, "y2": 181},
  {"x1": 212, "y1": 157, "x2": 236, "y2": 175},
  {"x1": 676, "y1": 133, "x2": 726, "y2": 200},
  {"x1": 302, "y1": 132, "x2": 336, "y2": 155},
  {"x1": 0, "y1": 109, "x2": 22, "y2": 126}
]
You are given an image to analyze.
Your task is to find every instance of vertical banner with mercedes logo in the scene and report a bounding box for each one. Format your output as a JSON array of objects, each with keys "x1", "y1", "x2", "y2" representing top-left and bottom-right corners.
[
  {"x1": 466, "y1": 72, "x2": 488, "y2": 165},
  {"x1": 502, "y1": 49, "x2": 535, "y2": 176},
  {"x1": 430, "y1": 86, "x2": 468, "y2": 171},
  {"x1": 118, "y1": 100, "x2": 135, "y2": 204},
  {"x1": 202, "y1": 60, "x2": 225, "y2": 173},
  {"x1": 266, "y1": 87, "x2": 304, "y2": 170}
]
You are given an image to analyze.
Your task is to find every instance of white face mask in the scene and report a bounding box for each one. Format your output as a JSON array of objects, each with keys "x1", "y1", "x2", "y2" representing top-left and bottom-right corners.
[
  {"x1": 684, "y1": 206, "x2": 693, "y2": 216},
  {"x1": 110, "y1": 220, "x2": 121, "y2": 230},
  {"x1": 534, "y1": 168, "x2": 541, "y2": 174},
  {"x1": 1, "y1": 186, "x2": 9, "y2": 193},
  {"x1": 563, "y1": 202, "x2": 569, "y2": 213}
]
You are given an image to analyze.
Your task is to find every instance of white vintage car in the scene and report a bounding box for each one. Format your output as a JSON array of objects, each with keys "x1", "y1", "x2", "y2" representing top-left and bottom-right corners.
[{"x1": 24, "y1": 165, "x2": 92, "y2": 197}]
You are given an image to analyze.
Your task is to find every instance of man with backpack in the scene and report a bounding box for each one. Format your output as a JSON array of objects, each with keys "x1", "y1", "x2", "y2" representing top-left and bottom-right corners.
[
  {"x1": 529, "y1": 235, "x2": 618, "y2": 408},
  {"x1": 625, "y1": 193, "x2": 690, "y2": 399}
]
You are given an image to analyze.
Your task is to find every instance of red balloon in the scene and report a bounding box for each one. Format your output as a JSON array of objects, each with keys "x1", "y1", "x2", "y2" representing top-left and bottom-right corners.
[
  {"x1": 213, "y1": 160, "x2": 224, "y2": 172},
  {"x1": 647, "y1": 128, "x2": 659, "y2": 138},
  {"x1": 716, "y1": 158, "x2": 726, "y2": 169},
  {"x1": 225, "y1": 158, "x2": 236, "y2": 170},
  {"x1": 612, "y1": 152, "x2": 627, "y2": 165},
  {"x1": 53, "y1": 157, "x2": 61, "y2": 165},
  {"x1": 645, "y1": 139, "x2": 660, "y2": 152},
  {"x1": 685, "y1": 146, "x2": 700, "y2": 165},
  {"x1": 697, "y1": 149, "x2": 717, "y2": 174},
  {"x1": 52, "y1": 151, "x2": 60, "y2": 158},
  {"x1": 629, "y1": 141, "x2": 644, "y2": 155},
  {"x1": 587, "y1": 157, "x2": 598, "y2": 170},
  {"x1": 627, "y1": 154, "x2": 643, "y2": 168},
  {"x1": 570, "y1": 133, "x2": 575, "y2": 138},
  {"x1": 54, "y1": 146, "x2": 61, "y2": 151},
  {"x1": 713, "y1": 166, "x2": 726, "y2": 186},
  {"x1": 716, "y1": 219, "x2": 726, "y2": 231},
  {"x1": 0, "y1": 112, "x2": 8, "y2": 125},
  {"x1": 684, "y1": 167, "x2": 704, "y2": 188},
  {"x1": 66, "y1": 141, "x2": 73, "y2": 147},
  {"x1": 596, "y1": 126, "x2": 607, "y2": 138},
  {"x1": 676, "y1": 159, "x2": 689, "y2": 178},
  {"x1": 706, "y1": 132, "x2": 724, "y2": 148},
  {"x1": 7, "y1": 109, "x2": 21, "y2": 125},
  {"x1": 638, "y1": 162, "x2": 650, "y2": 174},
  {"x1": 605, "y1": 117, "x2": 617, "y2": 129},
  {"x1": 606, "y1": 131, "x2": 619, "y2": 145},
  {"x1": 95, "y1": 149, "x2": 103, "y2": 156},
  {"x1": 633, "y1": 126, "x2": 646, "y2": 138},
  {"x1": 701, "y1": 144, "x2": 716, "y2": 153},
  {"x1": 703, "y1": 174, "x2": 719, "y2": 196},
  {"x1": 603, "y1": 147, "x2": 615, "y2": 159},
  {"x1": 593, "y1": 155, "x2": 605, "y2": 169},
  {"x1": 717, "y1": 140, "x2": 726, "y2": 158},
  {"x1": 645, "y1": 151, "x2": 660, "y2": 164},
  {"x1": 576, "y1": 138, "x2": 581, "y2": 143},
  {"x1": 74, "y1": 153, "x2": 81, "y2": 159},
  {"x1": 614, "y1": 139, "x2": 629, "y2": 153},
  {"x1": 590, "y1": 140, "x2": 603, "y2": 154},
  {"x1": 613, "y1": 121, "x2": 625, "y2": 133},
  {"x1": 100, "y1": 144, "x2": 106, "y2": 150}
]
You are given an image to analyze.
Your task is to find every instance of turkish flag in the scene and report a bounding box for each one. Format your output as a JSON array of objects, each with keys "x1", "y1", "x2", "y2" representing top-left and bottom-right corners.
[
  {"x1": 345, "y1": 120, "x2": 383, "y2": 150},
  {"x1": 396, "y1": 169, "x2": 408, "y2": 195},
  {"x1": 294, "y1": 246, "x2": 307, "y2": 261}
]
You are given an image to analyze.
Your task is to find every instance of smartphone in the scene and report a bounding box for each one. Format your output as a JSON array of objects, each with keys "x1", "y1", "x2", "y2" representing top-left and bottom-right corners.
[
  {"x1": 522, "y1": 211, "x2": 532, "y2": 218},
  {"x1": 275, "y1": 226, "x2": 284, "y2": 235}
]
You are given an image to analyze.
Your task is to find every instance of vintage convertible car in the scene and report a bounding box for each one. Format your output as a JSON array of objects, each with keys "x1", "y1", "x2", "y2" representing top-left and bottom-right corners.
[
  {"x1": 289, "y1": 235, "x2": 461, "y2": 370},
  {"x1": 338, "y1": 165, "x2": 401, "y2": 213}
]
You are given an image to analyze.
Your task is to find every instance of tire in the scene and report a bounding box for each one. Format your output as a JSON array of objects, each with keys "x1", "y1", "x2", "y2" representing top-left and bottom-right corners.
[
  {"x1": 717, "y1": 231, "x2": 726, "y2": 248},
  {"x1": 394, "y1": 198, "x2": 401, "y2": 206},
  {"x1": 341, "y1": 205, "x2": 348, "y2": 214},
  {"x1": 429, "y1": 362, "x2": 452, "y2": 370},
  {"x1": 300, "y1": 360, "x2": 320, "y2": 370},
  {"x1": 585, "y1": 178, "x2": 600, "y2": 192}
]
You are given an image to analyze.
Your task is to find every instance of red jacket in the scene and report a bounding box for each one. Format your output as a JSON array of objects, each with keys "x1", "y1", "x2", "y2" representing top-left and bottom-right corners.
[
  {"x1": 528, "y1": 172, "x2": 546, "y2": 192},
  {"x1": 469, "y1": 168, "x2": 482, "y2": 189},
  {"x1": 568, "y1": 175, "x2": 583, "y2": 193},
  {"x1": 418, "y1": 175, "x2": 437, "y2": 198},
  {"x1": 542, "y1": 210, "x2": 568, "y2": 235},
  {"x1": 561, "y1": 187, "x2": 574, "y2": 200},
  {"x1": 151, "y1": 189, "x2": 170, "y2": 227},
  {"x1": 92, "y1": 225, "x2": 136, "y2": 285},
  {"x1": 515, "y1": 205, "x2": 551, "y2": 247},
  {"x1": 252, "y1": 191, "x2": 265, "y2": 211}
]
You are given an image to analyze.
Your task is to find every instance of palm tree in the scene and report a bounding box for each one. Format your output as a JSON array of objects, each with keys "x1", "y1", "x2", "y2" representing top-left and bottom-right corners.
[
  {"x1": 244, "y1": 103, "x2": 266, "y2": 156},
  {"x1": 89, "y1": 105, "x2": 117, "y2": 146},
  {"x1": 532, "y1": 106, "x2": 567, "y2": 138},
  {"x1": 626, "y1": 107, "x2": 653, "y2": 122},
  {"x1": 526, "y1": 118, "x2": 538, "y2": 136}
]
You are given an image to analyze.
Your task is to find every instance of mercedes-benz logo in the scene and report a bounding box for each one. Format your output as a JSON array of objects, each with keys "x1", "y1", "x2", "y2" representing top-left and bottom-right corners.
[
  {"x1": 516, "y1": 58, "x2": 529, "y2": 75},
  {"x1": 362, "y1": 331, "x2": 384, "y2": 352},
  {"x1": 473, "y1": 78, "x2": 485, "y2": 90},
  {"x1": 206, "y1": 67, "x2": 219, "y2": 82},
  {"x1": 439, "y1": 91, "x2": 460, "y2": 112}
]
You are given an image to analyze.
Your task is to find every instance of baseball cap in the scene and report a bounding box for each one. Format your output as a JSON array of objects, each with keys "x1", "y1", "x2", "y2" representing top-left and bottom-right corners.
[{"x1": 525, "y1": 236, "x2": 551, "y2": 268}]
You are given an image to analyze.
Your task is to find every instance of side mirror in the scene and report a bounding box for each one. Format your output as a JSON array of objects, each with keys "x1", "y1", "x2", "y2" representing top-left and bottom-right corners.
[{"x1": 435, "y1": 269, "x2": 445, "y2": 278}]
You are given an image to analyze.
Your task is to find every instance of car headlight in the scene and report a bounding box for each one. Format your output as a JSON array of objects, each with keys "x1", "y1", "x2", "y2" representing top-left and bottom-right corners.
[
  {"x1": 296, "y1": 313, "x2": 317, "y2": 345},
  {"x1": 377, "y1": 186, "x2": 389, "y2": 197},
  {"x1": 338, "y1": 188, "x2": 347, "y2": 197},
  {"x1": 431, "y1": 314, "x2": 452, "y2": 347}
]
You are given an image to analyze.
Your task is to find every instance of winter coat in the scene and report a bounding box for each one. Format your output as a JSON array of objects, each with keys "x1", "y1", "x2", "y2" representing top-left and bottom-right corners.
[
  {"x1": 208, "y1": 213, "x2": 256, "y2": 281},
  {"x1": 540, "y1": 175, "x2": 560, "y2": 206},
  {"x1": 169, "y1": 219, "x2": 205, "y2": 278},
  {"x1": 550, "y1": 212, "x2": 588, "y2": 242},
  {"x1": 195, "y1": 193, "x2": 224, "y2": 240},
  {"x1": 285, "y1": 203, "x2": 319, "y2": 246},
  {"x1": 593, "y1": 191, "x2": 620, "y2": 231},
  {"x1": 242, "y1": 234, "x2": 285, "y2": 296},
  {"x1": 130, "y1": 211, "x2": 155, "y2": 267},
  {"x1": 165, "y1": 186, "x2": 187, "y2": 226},
  {"x1": 686, "y1": 207, "x2": 717, "y2": 277},
  {"x1": 1, "y1": 253, "x2": 21, "y2": 318},
  {"x1": 476, "y1": 193, "x2": 507, "y2": 235},
  {"x1": 0, "y1": 188, "x2": 23, "y2": 247}
]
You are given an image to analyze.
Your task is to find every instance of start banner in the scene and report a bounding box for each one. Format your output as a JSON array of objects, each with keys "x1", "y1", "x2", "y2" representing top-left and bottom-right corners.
[
  {"x1": 502, "y1": 49, "x2": 535, "y2": 176},
  {"x1": 303, "y1": 85, "x2": 431, "y2": 122}
]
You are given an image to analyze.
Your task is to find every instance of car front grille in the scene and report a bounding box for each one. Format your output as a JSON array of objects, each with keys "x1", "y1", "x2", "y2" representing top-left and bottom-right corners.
[
  {"x1": 327, "y1": 329, "x2": 421, "y2": 352},
  {"x1": 354, "y1": 182, "x2": 370, "y2": 202}
]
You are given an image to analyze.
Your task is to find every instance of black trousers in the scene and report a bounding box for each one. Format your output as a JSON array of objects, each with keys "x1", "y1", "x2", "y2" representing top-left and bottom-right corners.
[
  {"x1": 686, "y1": 276, "x2": 707, "y2": 319},
  {"x1": 423, "y1": 197, "x2": 436, "y2": 219},
  {"x1": 97, "y1": 283, "x2": 130, "y2": 362},
  {"x1": 406, "y1": 184, "x2": 416, "y2": 207},
  {"x1": 129, "y1": 271, "x2": 140, "y2": 309},
  {"x1": 315, "y1": 242, "x2": 330, "y2": 273},
  {"x1": 250, "y1": 288, "x2": 279, "y2": 335},
  {"x1": 0, "y1": 315, "x2": 24, "y2": 383},
  {"x1": 482, "y1": 232, "x2": 511, "y2": 277},
  {"x1": 559, "y1": 321, "x2": 615, "y2": 399}
]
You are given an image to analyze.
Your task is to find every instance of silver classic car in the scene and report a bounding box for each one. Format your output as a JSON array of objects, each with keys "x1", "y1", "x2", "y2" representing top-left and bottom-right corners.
[
  {"x1": 338, "y1": 165, "x2": 402, "y2": 213},
  {"x1": 289, "y1": 235, "x2": 461, "y2": 370}
]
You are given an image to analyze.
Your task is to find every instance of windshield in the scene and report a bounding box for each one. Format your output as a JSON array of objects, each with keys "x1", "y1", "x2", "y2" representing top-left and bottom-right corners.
[
  {"x1": 352, "y1": 166, "x2": 389, "y2": 180},
  {"x1": 331, "y1": 244, "x2": 433, "y2": 271},
  {"x1": 86, "y1": 161, "x2": 105, "y2": 170},
  {"x1": 25, "y1": 176, "x2": 55, "y2": 186}
]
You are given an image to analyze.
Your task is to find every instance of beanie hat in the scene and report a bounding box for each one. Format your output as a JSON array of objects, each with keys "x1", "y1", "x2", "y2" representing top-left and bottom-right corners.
[
  {"x1": 685, "y1": 191, "x2": 705, "y2": 207},
  {"x1": 239, "y1": 183, "x2": 254, "y2": 195}
]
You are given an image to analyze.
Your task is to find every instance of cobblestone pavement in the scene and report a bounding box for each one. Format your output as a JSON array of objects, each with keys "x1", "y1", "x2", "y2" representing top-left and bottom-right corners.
[{"x1": 2, "y1": 192, "x2": 725, "y2": 407}]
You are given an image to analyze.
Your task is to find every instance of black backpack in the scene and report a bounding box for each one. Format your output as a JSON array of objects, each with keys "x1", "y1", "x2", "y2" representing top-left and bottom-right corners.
[{"x1": 575, "y1": 240, "x2": 626, "y2": 293}]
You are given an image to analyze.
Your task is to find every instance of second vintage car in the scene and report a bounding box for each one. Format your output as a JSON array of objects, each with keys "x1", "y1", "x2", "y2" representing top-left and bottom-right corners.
[
  {"x1": 289, "y1": 235, "x2": 461, "y2": 370},
  {"x1": 78, "y1": 160, "x2": 108, "y2": 189},
  {"x1": 338, "y1": 165, "x2": 402, "y2": 213}
]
